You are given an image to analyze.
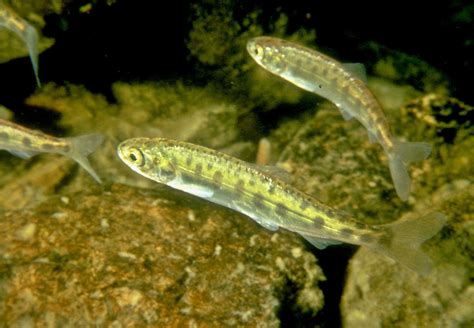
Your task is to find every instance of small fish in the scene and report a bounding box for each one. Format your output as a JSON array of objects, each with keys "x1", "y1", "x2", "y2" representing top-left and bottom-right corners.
[
  {"x1": 247, "y1": 36, "x2": 431, "y2": 201},
  {"x1": 0, "y1": 1, "x2": 40, "y2": 86},
  {"x1": 118, "y1": 137, "x2": 446, "y2": 275},
  {"x1": 0, "y1": 119, "x2": 103, "y2": 182}
]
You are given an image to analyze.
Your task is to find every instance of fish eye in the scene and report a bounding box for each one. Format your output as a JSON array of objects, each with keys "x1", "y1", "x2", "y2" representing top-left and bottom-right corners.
[
  {"x1": 251, "y1": 44, "x2": 264, "y2": 60},
  {"x1": 127, "y1": 148, "x2": 145, "y2": 167}
]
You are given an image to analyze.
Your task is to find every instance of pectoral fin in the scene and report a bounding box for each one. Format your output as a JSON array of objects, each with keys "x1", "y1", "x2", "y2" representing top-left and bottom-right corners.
[
  {"x1": 342, "y1": 63, "x2": 367, "y2": 83},
  {"x1": 231, "y1": 199, "x2": 279, "y2": 231},
  {"x1": 8, "y1": 150, "x2": 37, "y2": 159}
]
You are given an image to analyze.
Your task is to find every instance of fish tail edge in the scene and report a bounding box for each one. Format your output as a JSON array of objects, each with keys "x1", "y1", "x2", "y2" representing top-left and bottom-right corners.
[
  {"x1": 370, "y1": 212, "x2": 446, "y2": 276},
  {"x1": 66, "y1": 133, "x2": 104, "y2": 183},
  {"x1": 388, "y1": 141, "x2": 432, "y2": 200}
]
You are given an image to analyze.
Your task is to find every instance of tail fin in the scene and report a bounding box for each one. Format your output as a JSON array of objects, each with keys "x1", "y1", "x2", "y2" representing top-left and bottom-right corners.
[
  {"x1": 388, "y1": 141, "x2": 432, "y2": 201},
  {"x1": 23, "y1": 25, "x2": 40, "y2": 87},
  {"x1": 66, "y1": 133, "x2": 104, "y2": 183},
  {"x1": 371, "y1": 212, "x2": 446, "y2": 276}
]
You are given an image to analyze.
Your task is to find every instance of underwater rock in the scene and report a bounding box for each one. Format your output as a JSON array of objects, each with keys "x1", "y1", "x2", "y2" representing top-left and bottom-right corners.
[
  {"x1": 341, "y1": 184, "x2": 473, "y2": 327},
  {"x1": 268, "y1": 77, "x2": 471, "y2": 323},
  {"x1": 0, "y1": 156, "x2": 74, "y2": 212},
  {"x1": 0, "y1": 183, "x2": 325, "y2": 326}
]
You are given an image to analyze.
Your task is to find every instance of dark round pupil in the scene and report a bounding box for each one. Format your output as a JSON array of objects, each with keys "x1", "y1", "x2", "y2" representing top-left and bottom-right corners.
[{"x1": 130, "y1": 153, "x2": 137, "y2": 161}]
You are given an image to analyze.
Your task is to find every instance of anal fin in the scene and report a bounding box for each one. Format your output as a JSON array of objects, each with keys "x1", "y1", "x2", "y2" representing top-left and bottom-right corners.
[
  {"x1": 231, "y1": 199, "x2": 279, "y2": 231},
  {"x1": 299, "y1": 233, "x2": 342, "y2": 249}
]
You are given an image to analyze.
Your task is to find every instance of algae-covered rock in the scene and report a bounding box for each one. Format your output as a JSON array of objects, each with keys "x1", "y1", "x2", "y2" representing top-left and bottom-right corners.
[
  {"x1": 0, "y1": 184, "x2": 325, "y2": 326},
  {"x1": 187, "y1": 2, "x2": 317, "y2": 110},
  {"x1": 341, "y1": 184, "x2": 473, "y2": 328}
]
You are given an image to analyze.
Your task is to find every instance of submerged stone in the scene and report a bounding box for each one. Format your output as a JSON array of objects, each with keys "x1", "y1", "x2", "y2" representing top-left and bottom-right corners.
[{"x1": 0, "y1": 184, "x2": 325, "y2": 326}]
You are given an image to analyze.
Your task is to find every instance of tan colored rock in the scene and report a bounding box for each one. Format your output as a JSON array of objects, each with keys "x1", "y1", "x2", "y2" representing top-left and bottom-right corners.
[{"x1": 0, "y1": 184, "x2": 325, "y2": 326}]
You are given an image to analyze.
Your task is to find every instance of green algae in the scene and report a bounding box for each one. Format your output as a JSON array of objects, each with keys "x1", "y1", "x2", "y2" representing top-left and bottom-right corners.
[{"x1": 187, "y1": 3, "x2": 316, "y2": 110}]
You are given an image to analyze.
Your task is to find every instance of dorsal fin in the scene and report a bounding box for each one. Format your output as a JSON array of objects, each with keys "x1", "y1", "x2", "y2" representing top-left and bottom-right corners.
[{"x1": 342, "y1": 63, "x2": 367, "y2": 83}]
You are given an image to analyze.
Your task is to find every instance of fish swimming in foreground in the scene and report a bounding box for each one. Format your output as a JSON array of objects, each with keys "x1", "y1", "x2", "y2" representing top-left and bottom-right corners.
[
  {"x1": 0, "y1": 119, "x2": 103, "y2": 182},
  {"x1": 247, "y1": 36, "x2": 432, "y2": 201},
  {"x1": 118, "y1": 137, "x2": 446, "y2": 275},
  {"x1": 0, "y1": 1, "x2": 40, "y2": 86}
]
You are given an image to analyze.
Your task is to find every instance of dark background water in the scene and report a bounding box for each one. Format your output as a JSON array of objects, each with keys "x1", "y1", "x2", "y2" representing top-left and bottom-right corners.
[
  {"x1": 0, "y1": 1, "x2": 472, "y2": 326},
  {"x1": 0, "y1": 0, "x2": 472, "y2": 104}
]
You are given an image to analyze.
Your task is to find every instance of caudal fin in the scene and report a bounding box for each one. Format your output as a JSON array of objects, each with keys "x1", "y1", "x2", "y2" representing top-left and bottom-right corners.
[
  {"x1": 371, "y1": 212, "x2": 446, "y2": 276},
  {"x1": 388, "y1": 141, "x2": 432, "y2": 201},
  {"x1": 23, "y1": 25, "x2": 41, "y2": 87},
  {"x1": 66, "y1": 133, "x2": 104, "y2": 183}
]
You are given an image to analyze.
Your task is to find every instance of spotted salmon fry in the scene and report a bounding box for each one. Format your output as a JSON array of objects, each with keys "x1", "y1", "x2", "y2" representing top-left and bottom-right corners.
[
  {"x1": 118, "y1": 137, "x2": 445, "y2": 275},
  {"x1": 0, "y1": 1, "x2": 41, "y2": 86},
  {"x1": 0, "y1": 119, "x2": 103, "y2": 182},
  {"x1": 247, "y1": 36, "x2": 432, "y2": 201}
]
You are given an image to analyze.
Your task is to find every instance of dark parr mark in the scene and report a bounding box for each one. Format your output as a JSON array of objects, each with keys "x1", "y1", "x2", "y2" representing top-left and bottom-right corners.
[
  {"x1": 22, "y1": 137, "x2": 32, "y2": 147},
  {"x1": 312, "y1": 216, "x2": 325, "y2": 228},
  {"x1": 207, "y1": 162, "x2": 213, "y2": 170},
  {"x1": 268, "y1": 185, "x2": 276, "y2": 194},
  {"x1": 186, "y1": 156, "x2": 192, "y2": 166},
  {"x1": 235, "y1": 179, "x2": 245, "y2": 192},
  {"x1": 340, "y1": 228, "x2": 354, "y2": 236},
  {"x1": 170, "y1": 156, "x2": 178, "y2": 166},
  {"x1": 194, "y1": 163, "x2": 203, "y2": 176},
  {"x1": 378, "y1": 229, "x2": 394, "y2": 248},
  {"x1": 248, "y1": 179, "x2": 256, "y2": 186},
  {"x1": 275, "y1": 203, "x2": 287, "y2": 217},
  {"x1": 300, "y1": 200, "x2": 310, "y2": 211},
  {"x1": 60, "y1": 144, "x2": 70, "y2": 152},
  {"x1": 359, "y1": 233, "x2": 375, "y2": 244},
  {"x1": 0, "y1": 132, "x2": 9, "y2": 140},
  {"x1": 252, "y1": 194, "x2": 266, "y2": 209},
  {"x1": 41, "y1": 143, "x2": 54, "y2": 151},
  {"x1": 213, "y1": 170, "x2": 223, "y2": 184}
]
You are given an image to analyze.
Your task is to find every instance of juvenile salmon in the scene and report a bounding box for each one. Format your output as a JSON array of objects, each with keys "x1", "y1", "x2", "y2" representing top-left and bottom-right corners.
[
  {"x1": 0, "y1": 118, "x2": 103, "y2": 182},
  {"x1": 118, "y1": 137, "x2": 445, "y2": 275},
  {"x1": 0, "y1": 1, "x2": 40, "y2": 86},
  {"x1": 247, "y1": 36, "x2": 432, "y2": 201}
]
